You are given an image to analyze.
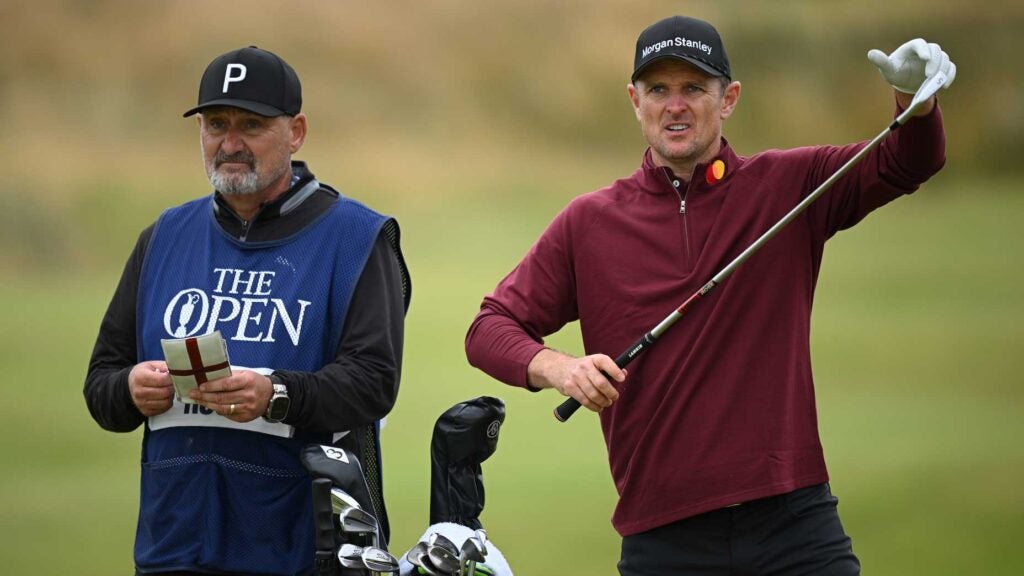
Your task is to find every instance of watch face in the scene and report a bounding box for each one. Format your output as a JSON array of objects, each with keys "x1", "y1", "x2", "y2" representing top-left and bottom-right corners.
[{"x1": 267, "y1": 395, "x2": 290, "y2": 421}]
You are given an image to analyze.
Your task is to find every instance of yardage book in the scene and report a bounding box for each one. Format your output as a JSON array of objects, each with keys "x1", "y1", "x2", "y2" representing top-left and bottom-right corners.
[{"x1": 160, "y1": 330, "x2": 232, "y2": 404}]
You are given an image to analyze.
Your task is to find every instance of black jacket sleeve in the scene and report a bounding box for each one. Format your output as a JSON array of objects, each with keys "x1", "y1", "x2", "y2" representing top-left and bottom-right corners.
[
  {"x1": 274, "y1": 232, "x2": 405, "y2": 433},
  {"x1": 83, "y1": 226, "x2": 153, "y2": 432}
]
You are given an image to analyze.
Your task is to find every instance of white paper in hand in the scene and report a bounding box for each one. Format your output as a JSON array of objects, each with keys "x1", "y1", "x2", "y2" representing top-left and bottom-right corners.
[{"x1": 160, "y1": 330, "x2": 232, "y2": 403}]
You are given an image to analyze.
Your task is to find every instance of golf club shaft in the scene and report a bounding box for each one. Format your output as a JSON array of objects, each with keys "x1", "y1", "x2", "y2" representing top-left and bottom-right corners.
[{"x1": 554, "y1": 73, "x2": 946, "y2": 422}]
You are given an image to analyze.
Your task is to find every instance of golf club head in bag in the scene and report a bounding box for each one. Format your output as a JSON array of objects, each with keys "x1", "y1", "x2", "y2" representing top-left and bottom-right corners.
[
  {"x1": 429, "y1": 396, "x2": 505, "y2": 529},
  {"x1": 399, "y1": 522, "x2": 513, "y2": 576},
  {"x1": 301, "y1": 444, "x2": 387, "y2": 550}
]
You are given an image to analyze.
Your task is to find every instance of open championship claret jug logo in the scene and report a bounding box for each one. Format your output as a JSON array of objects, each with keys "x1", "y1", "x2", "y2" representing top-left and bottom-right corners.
[{"x1": 163, "y1": 267, "x2": 311, "y2": 345}]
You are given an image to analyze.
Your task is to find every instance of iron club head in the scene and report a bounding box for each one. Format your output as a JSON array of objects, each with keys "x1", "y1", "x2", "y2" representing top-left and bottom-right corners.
[
  {"x1": 473, "y1": 529, "x2": 488, "y2": 554},
  {"x1": 463, "y1": 534, "x2": 486, "y2": 561},
  {"x1": 361, "y1": 545, "x2": 400, "y2": 573},
  {"x1": 329, "y1": 487, "x2": 362, "y2": 515},
  {"x1": 426, "y1": 533, "x2": 461, "y2": 575},
  {"x1": 337, "y1": 543, "x2": 364, "y2": 569},
  {"x1": 427, "y1": 532, "x2": 457, "y2": 553},
  {"x1": 338, "y1": 506, "x2": 378, "y2": 535},
  {"x1": 407, "y1": 541, "x2": 443, "y2": 576}
]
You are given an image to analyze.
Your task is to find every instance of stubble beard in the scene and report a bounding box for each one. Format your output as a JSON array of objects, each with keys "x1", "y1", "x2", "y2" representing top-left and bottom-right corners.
[
  {"x1": 651, "y1": 125, "x2": 721, "y2": 176},
  {"x1": 209, "y1": 168, "x2": 261, "y2": 196},
  {"x1": 206, "y1": 153, "x2": 289, "y2": 197},
  {"x1": 651, "y1": 139, "x2": 701, "y2": 175}
]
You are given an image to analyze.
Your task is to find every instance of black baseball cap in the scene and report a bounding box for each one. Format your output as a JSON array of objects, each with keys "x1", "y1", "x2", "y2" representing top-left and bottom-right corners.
[
  {"x1": 631, "y1": 16, "x2": 731, "y2": 83},
  {"x1": 183, "y1": 46, "x2": 302, "y2": 118}
]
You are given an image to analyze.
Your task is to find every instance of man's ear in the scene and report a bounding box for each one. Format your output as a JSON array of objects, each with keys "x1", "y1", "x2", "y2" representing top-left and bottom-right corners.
[
  {"x1": 289, "y1": 113, "x2": 308, "y2": 153},
  {"x1": 720, "y1": 81, "x2": 741, "y2": 119},
  {"x1": 627, "y1": 83, "x2": 642, "y2": 122}
]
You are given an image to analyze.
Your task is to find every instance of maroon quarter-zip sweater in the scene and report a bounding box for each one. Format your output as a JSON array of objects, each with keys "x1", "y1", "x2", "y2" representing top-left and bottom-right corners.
[{"x1": 466, "y1": 104, "x2": 945, "y2": 536}]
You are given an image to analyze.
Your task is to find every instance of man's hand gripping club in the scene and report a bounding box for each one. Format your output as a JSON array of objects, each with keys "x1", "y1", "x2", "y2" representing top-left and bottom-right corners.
[{"x1": 528, "y1": 349, "x2": 627, "y2": 413}]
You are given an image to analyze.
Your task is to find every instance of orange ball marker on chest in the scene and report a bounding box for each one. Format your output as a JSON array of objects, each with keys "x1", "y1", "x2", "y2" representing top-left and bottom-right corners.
[{"x1": 706, "y1": 159, "x2": 726, "y2": 184}]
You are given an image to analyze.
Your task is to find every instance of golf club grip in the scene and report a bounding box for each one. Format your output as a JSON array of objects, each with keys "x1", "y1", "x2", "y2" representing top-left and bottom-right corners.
[
  {"x1": 554, "y1": 334, "x2": 649, "y2": 422},
  {"x1": 553, "y1": 395, "x2": 583, "y2": 422}
]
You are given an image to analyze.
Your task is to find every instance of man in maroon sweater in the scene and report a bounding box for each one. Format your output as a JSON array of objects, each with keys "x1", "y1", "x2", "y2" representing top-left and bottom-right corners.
[{"x1": 465, "y1": 15, "x2": 956, "y2": 576}]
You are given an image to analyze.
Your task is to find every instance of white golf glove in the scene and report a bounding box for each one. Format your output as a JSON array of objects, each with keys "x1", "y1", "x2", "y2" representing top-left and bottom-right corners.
[{"x1": 868, "y1": 38, "x2": 956, "y2": 94}]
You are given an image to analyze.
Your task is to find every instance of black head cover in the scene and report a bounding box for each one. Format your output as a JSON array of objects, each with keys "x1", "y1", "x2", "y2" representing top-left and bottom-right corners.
[
  {"x1": 429, "y1": 396, "x2": 506, "y2": 528},
  {"x1": 301, "y1": 445, "x2": 376, "y2": 519}
]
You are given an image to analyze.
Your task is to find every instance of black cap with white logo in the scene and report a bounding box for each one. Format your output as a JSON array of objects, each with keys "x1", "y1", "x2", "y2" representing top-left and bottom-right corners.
[
  {"x1": 183, "y1": 46, "x2": 302, "y2": 118},
  {"x1": 632, "y1": 16, "x2": 731, "y2": 83}
]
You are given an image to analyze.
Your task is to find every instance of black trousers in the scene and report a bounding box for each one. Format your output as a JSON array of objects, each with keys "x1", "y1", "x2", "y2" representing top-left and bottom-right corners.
[{"x1": 619, "y1": 483, "x2": 860, "y2": 576}]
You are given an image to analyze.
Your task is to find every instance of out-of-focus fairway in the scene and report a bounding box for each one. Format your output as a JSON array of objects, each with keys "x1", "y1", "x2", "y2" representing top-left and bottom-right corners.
[{"x1": 2, "y1": 179, "x2": 1021, "y2": 575}]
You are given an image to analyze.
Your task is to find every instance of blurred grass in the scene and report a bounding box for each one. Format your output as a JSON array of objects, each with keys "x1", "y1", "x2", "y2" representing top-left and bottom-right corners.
[{"x1": 2, "y1": 0, "x2": 1023, "y2": 574}]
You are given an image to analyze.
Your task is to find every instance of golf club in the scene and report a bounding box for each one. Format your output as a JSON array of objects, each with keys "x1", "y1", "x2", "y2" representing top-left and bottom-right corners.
[
  {"x1": 427, "y1": 533, "x2": 461, "y2": 575},
  {"x1": 474, "y1": 529, "x2": 488, "y2": 552},
  {"x1": 406, "y1": 541, "x2": 443, "y2": 576},
  {"x1": 361, "y1": 546, "x2": 400, "y2": 573},
  {"x1": 428, "y1": 532, "x2": 458, "y2": 554},
  {"x1": 330, "y1": 487, "x2": 363, "y2": 515},
  {"x1": 337, "y1": 543, "x2": 365, "y2": 569},
  {"x1": 554, "y1": 70, "x2": 949, "y2": 422},
  {"x1": 339, "y1": 543, "x2": 399, "y2": 574},
  {"x1": 330, "y1": 486, "x2": 369, "y2": 547},
  {"x1": 339, "y1": 506, "x2": 379, "y2": 548},
  {"x1": 458, "y1": 534, "x2": 487, "y2": 576}
]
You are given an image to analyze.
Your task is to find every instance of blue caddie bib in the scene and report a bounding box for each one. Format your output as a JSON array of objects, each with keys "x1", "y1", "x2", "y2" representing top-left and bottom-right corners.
[{"x1": 134, "y1": 192, "x2": 387, "y2": 575}]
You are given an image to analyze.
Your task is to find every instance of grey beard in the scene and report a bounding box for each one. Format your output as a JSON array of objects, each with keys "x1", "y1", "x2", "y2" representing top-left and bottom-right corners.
[{"x1": 210, "y1": 169, "x2": 260, "y2": 196}]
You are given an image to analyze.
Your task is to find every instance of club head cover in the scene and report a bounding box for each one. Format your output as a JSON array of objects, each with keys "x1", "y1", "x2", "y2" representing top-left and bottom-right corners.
[
  {"x1": 429, "y1": 397, "x2": 505, "y2": 528},
  {"x1": 398, "y1": 522, "x2": 513, "y2": 576},
  {"x1": 301, "y1": 445, "x2": 376, "y2": 514}
]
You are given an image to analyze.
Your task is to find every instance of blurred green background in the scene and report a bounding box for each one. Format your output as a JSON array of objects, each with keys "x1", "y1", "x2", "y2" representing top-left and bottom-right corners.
[{"x1": 2, "y1": 0, "x2": 1022, "y2": 574}]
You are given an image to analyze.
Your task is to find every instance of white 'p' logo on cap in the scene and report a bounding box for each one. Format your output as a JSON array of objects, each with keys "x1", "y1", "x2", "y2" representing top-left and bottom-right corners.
[{"x1": 222, "y1": 63, "x2": 247, "y2": 93}]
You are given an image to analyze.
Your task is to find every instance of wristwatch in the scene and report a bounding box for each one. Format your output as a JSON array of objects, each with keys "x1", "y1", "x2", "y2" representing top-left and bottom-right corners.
[{"x1": 264, "y1": 378, "x2": 290, "y2": 423}]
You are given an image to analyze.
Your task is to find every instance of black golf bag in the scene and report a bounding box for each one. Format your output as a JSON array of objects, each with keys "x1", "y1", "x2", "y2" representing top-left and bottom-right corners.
[{"x1": 305, "y1": 396, "x2": 506, "y2": 575}]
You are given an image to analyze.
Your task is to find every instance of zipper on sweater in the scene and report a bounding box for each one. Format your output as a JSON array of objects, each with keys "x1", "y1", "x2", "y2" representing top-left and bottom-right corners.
[
  {"x1": 665, "y1": 171, "x2": 692, "y2": 264},
  {"x1": 238, "y1": 204, "x2": 267, "y2": 241},
  {"x1": 216, "y1": 200, "x2": 259, "y2": 242}
]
